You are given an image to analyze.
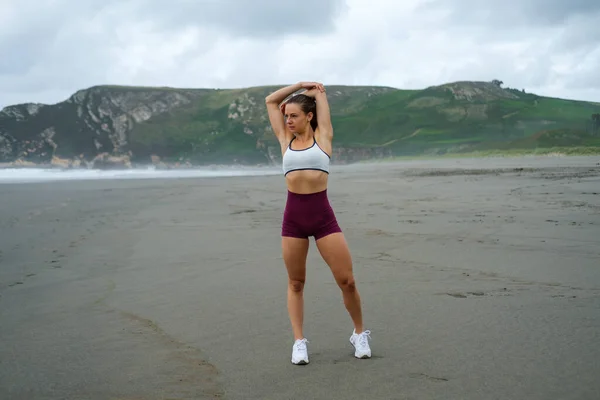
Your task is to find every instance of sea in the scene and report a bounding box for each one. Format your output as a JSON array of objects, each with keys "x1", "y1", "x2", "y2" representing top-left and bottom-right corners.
[
  {"x1": 0, "y1": 166, "x2": 283, "y2": 184},
  {"x1": 1, "y1": 155, "x2": 597, "y2": 184}
]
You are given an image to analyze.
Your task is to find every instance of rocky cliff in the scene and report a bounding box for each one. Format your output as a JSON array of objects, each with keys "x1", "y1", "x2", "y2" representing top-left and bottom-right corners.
[{"x1": 0, "y1": 86, "x2": 215, "y2": 168}]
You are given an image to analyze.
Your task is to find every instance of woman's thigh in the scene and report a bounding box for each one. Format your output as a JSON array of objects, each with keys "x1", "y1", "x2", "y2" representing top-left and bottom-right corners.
[
  {"x1": 282, "y1": 236, "x2": 310, "y2": 283},
  {"x1": 315, "y1": 232, "x2": 354, "y2": 285}
]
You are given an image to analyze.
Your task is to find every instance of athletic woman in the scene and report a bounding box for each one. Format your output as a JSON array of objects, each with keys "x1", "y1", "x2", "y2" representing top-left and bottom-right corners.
[{"x1": 265, "y1": 82, "x2": 372, "y2": 365}]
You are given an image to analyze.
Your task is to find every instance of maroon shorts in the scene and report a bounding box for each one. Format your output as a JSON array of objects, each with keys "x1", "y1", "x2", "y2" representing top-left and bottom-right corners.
[{"x1": 282, "y1": 189, "x2": 342, "y2": 240}]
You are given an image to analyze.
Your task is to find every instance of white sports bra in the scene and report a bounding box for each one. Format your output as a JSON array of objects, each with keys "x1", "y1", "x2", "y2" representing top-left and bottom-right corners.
[{"x1": 282, "y1": 137, "x2": 331, "y2": 176}]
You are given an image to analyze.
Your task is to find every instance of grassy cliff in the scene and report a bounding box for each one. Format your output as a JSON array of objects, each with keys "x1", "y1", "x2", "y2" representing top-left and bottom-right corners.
[
  {"x1": 1, "y1": 81, "x2": 599, "y2": 167},
  {"x1": 331, "y1": 81, "x2": 600, "y2": 155}
]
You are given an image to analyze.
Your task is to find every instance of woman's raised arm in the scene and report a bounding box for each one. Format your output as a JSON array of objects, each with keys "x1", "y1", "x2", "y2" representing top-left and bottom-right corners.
[
  {"x1": 265, "y1": 83, "x2": 303, "y2": 143},
  {"x1": 314, "y1": 90, "x2": 333, "y2": 139},
  {"x1": 265, "y1": 82, "x2": 324, "y2": 143}
]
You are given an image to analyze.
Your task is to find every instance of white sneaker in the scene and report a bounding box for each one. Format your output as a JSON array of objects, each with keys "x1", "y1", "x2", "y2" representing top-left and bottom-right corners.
[
  {"x1": 350, "y1": 329, "x2": 372, "y2": 359},
  {"x1": 291, "y1": 338, "x2": 309, "y2": 365}
]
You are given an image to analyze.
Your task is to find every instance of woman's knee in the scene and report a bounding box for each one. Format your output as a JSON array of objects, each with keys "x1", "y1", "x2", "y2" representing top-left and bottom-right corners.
[
  {"x1": 288, "y1": 279, "x2": 305, "y2": 292},
  {"x1": 337, "y1": 275, "x2": 356, "y2": 292}
]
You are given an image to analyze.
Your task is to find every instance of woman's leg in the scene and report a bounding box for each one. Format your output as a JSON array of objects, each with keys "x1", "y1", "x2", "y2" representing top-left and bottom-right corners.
[
  {"x1": 316, "y1": 231, "x2": 371, "y2": 358},
  {"x1": 315, "y1": 232, "x2": 364, "y2": 333},
  {"x1": 282, "y1": 236, "x2": 310, "y2": 340}
]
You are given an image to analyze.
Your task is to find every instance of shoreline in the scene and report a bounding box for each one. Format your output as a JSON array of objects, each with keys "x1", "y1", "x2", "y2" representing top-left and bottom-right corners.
[
  {"x1": 2, "y1": 154, "x2": 599, "y2": 185},
  {"x1": 2, "y1": 146, "x2": 600, "y2": 171},
  {"x1": 358, "y1": 146, "x2": 600, "y2": 163}
]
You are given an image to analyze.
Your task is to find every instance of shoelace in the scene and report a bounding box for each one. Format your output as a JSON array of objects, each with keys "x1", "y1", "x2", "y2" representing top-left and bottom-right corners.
[
  {"x1": 295, "y1": 338, "x2": 308, "y2": 350},
  {"x1": 357, "y1": 330, "x2": 371, "y2": 347}
]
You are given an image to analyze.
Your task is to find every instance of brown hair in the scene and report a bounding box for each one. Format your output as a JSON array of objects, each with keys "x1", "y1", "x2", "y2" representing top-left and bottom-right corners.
[{"x1": 285, "y1": 94, "x2": 318, "y2": 131}]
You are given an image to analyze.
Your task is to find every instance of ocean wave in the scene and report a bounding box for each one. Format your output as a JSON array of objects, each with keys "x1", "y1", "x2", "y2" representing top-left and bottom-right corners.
[{"x1": 0, "y1": 166, "x2": 282, "y2": 184}]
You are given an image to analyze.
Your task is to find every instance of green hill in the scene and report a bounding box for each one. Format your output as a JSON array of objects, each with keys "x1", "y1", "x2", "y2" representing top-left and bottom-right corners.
[
  {"x1": 1, "y1": 81, "x2": 599, "y2": 168},
  {"x1": 331, "y1": 81, "x2": 600, "y2": 155}
]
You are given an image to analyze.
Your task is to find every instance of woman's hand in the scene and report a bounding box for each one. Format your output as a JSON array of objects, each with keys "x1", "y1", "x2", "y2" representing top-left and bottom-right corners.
[
  {"x1": 279, "y1": 82, "x2": 326, "y2": 113},
  {"x1": 299, "y1": 81, "x2": 326, "y2": 92},
  {"x1": 298, "y1": 82, "x2": 326, "y2": 99},
  {"x1": 302, "y1": 88, "x2": 321, "y2": 98}
]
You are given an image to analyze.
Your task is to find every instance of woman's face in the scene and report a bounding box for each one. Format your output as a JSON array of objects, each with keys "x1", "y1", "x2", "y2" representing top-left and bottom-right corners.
[{"x1": 285, "y1": 103, "x2": 310, "y2": 133}]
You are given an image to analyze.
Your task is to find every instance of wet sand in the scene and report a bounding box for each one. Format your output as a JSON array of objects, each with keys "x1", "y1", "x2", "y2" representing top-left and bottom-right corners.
[{"x1": 1, "y1": 156, "x2": 600, "y2": 399}]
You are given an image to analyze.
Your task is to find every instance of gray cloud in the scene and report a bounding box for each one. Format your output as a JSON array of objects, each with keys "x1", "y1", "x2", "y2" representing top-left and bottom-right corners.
[
  {"x1": 0, "y1": 0, "x2": 347, "y2": 106},
  {"x1": 127, "y1": 0, "x2": 348, "y2": 37},
  {"x1": 421, "y1": 0, "x2": 600, "y2": 53},
  {"x1": 423, "y1": 0, "x2": 600, "y2": 27},
  {"x1": 1, "y1": 0, "x2": 599, "y2": 108},
  {"x1": 0, "y1": 0, "x2": 346, "y2": 77},
  {"x1": 411, "y1": 0, "x2": 600, "y2": 99}
]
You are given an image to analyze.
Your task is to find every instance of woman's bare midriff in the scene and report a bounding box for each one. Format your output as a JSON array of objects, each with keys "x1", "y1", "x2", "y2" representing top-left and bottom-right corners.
[{"x1": 285, "y1": 169, "x2": 329, "y2": 194}]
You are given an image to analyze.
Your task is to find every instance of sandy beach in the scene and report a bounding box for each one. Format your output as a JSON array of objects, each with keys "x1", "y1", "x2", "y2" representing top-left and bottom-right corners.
[{"x1": 1, "y1": 155, "x2": 599, "y2": 400}]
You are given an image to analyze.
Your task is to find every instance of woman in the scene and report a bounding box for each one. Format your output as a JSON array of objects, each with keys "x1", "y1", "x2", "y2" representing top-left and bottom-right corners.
[{"x1": 265, "y1": 82, "x2": 372, "y2": 365}]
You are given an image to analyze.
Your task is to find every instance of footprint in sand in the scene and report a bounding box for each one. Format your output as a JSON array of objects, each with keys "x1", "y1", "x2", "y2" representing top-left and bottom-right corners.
[
  {"x1": 408, "y1": 372, "x2": 449, "y2": 382},
  {"x1": 46, "y1": 259, "x2": 62, "y2": 268},
  {"x1": 399, "y1": 219, "x2": 421, "y2": 224},
  {"x1": 6, "y1": 271, "x2": 39, "y2": 288},
  {"x1": 231, "y1": 209, "x2": 258, "y2": 215},
  {"x1": 551, "y1": 294, "x2": 578, "y2": 299},
  {"x1": 447, "y1": 287, "x2": 515, "y2": 298},
  {"x1": 365, "y1": 229, "x2": 394, "y2": 237},
  {"x1": 445, "y1": 291, "x2": 486, "y2": 298}
]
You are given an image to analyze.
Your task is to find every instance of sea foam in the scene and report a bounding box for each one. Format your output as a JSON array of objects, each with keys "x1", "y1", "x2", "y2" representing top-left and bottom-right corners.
[{"x1": 0, "y1": 166, "x2": 282, "y2": 184}]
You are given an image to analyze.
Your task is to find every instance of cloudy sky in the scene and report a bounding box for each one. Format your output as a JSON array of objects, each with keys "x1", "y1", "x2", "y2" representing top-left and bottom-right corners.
[{"x1": 1, "y1": 0, "x2": 599, "y2": 108}]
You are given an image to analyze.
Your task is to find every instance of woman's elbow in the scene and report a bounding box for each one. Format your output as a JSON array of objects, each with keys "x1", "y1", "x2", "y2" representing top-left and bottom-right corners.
[{"x1": 265, "y1": 94, "x2": 280, "y2": 104}]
